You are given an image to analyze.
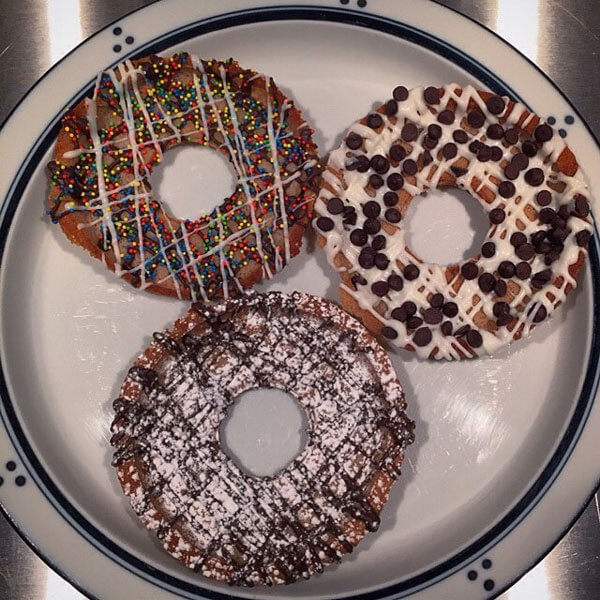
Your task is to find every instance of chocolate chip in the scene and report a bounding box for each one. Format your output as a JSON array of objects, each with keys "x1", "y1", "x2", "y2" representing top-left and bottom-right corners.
[
  {"x1": 539, "y1": 207, "x2": 556, "y2": 224},
  {"x1": 522, "y1": 141, "x2": 537, "y2": 157},
  {"x1": 489, "y1": 208, "x2": 505, "y2": 224},
  {"x1": 367, "y1": 113, "x2": 383, "y2": 129},
  {"x1": 443, "y1": 302, "x2": 459, "y2": 318},
  {"x1": 558, "y1": 204, "x2": 571, "y2": 220},
  {"x1": 534, "y1": 123, "x2": 553, "y2": 143},
  {"x1": 494, "y1": 279, "x2": 507, "y2": 296},
  {"x1": 343, "y1": 212, "x2": 357, "y2": 226},
  {"x1": 536, "y1": 190, "x2": 552, "y2": 206},
  {"x1": 576, "y1": 230, "x2": 591, "y2": 247},
  {"x1": 407, "y1": 316, "x2": 423, "y2": 330},
  {"x1": 424, "y1": 307, "x2": 442, "y2": 325},
  {"x1": 385, "y1": 208, "x2": 402, "y2": 223},
  {"x1": 350, "y1": 228, "x2": 368, "y2": 246},
  {"x1": 525, "y1": 168, "x2": 544, "y2": 186},
  {"x1": 363, "y1": 201, "x2": 381, "y2": 218},
  {"x1": 466, "y1": 330, "x2": 483, "y2": 348},
  {"x1": 383, "y1": 191, "x2": 398, "y2": 206},
  {"x1": 487, "y1": 124, "x2": 504, "y2": 139},
  {"x1": 451, "y1": 166, "x2": 468, "y2": 177},
  {"x1": 510, "y1": 231, "x2": 527, "y2": 247},
  {"x1": 486, "y1": 95, "x2": 506, "y2": 115},
  {"x1": 469, "y1": 140, "x2": 483, "y2": 154},
  {"x1": 544, "y1": 250, "x2": 560, "y2": 265},
  {"x1": 390, "y1": 144, "x2": 406, "y2": 162},
  {"x1": 388, "y1": 273, "x2": 404, "y2": 291},
  {"x1": 531, "y1": 230, "x2": 547, "y2": 246},
  {"x1": 536, "y1": 240, "x2": 552, "y2": 254},
  {"x1": 346, "y1": 132, "x2": 363, "y2": 149},
  {"x1": 371, "y1": 234, "x2": 386, "y2": 251},
  {"x1": 490, "y1": 147, "x2": 503, "y2": 161},
  {"x1": 358, "y1": 247, "x2": 375, "y2": 268},
  {"x1": 498, "y1": 181, "x2": 515, "y2": 198},
  {"x1": 532, "y1": 304, "x2": 547, "y2": 322},
  {"x1": 402, "y1": 301, "x2": 417, "y2": 317},
  {"x1": 382, "y1": 326, "x2": 398, "y2": 339},
  {"x1": 430, "y1": 293, "x2": 444, "y2": 308},
  {"x1": 393, "y1": 85, "x2": 409, "y2": 101},
  {"x1": 551, "y1": 216, "x2": 566, "y2": 230},
  {"x1": 442, "y1": 143, "x2": 458, "y2": 160},
  {"x1": 504, "y1": 128, "x2": 519, "y2": 145},
  {"x1": 385, "y1": 99, "x2": 398, "y2": 116},
  {"x1": 453, "y1": 129, "x2": 469, "y2": 144},
  {"x1": 404, "y1": 264, "x2": 420, "y2": 280},
  {"x1": 413, "y1": 327, "x2": 432, "y2": 347},
  {"x1": 478, "y1": 145, "x2": 492, "y2": 162},
  {"x1": 574, "y1": 194, "x2": 590, "y2": 217},
  {"x1": 370, "y1": 155, "x2": 390, "y2": 174},
  {"x1": 387, "y1": 173, "x2": 404, "y2": 191},
  {"x1": 516, "y1": 243, "x2": 535, "y2": 260},
  {"x1": 531, "y1": 269, "x2": 552, "y2": 289},
  {"x1": 428, "y1": 123, "x2": 442, "y2": 139},
  {"x1": 467, "y1": 110, "x2": 485, "y2": 129},
  {"x1": 511, "y1": 152, "x2": 529, "y2": 171},
  {"x1": 424, "y1": 86, "x2": 440, "y2": 104},
  {"x1": 369, "y1": 174, "x2": 384, "y2": 189},
  {"x1": 401, "y1": 123, "x2": 418, "y2": 142},
  {"x1": 403, "y1": 159, "x2": 418, "y2": 175},
  {"x1": 493, "y1": 301, "x2": 510, "y2": 317},
  {"x1": 550, "y1": 228, "x2": 569, "y2": 243},
  {"x1": 422, "y1": 150, "x2": 433, "y2": 166},
  {"x1": 461, "y1": 262, "x2": 479, "y2": 280},
  {"x1": 481, "y1": 241, "x2": 496, "y2": 258},
  {"x1": 423, "y1": 134, "x2": 438, "y2": 150},
  {"x1": 478, "y1": 272, "x2": 495, "y2": 293},
  {"x1": 375, "y1": 253, "x2": 390, "y2": 270},
  {"x1": 327, "y1": 197, "x2": 344, "y2": 215},
  {"x1": 515, "y1": 261, "x2": 532, "y2": 279},
  {"x1": 441, "y1": 321, "x2": 453, "y2": 336},
  {"x1": 391, "y1": 306, "x2": 407, "y2": 321},
  {"x1": 354, "y1": 155, "x2": 370, "y2": 172},
  {"x1": 498, "y1": 260, "x2": 515, "y2": 278},
  {"x1": 454, "y1": 324, "x2": 471, "y2": 337},
  {"x1": 371, "y1": 281, "x2": 389, "y2": 297},
  {"x1": 351, "y1": 273, "x2": 367, "y2": 288},
  {"x1": 316, "y1": 216, "x2": 334, "y2": 232},
  {"x1": 364, "y1": 218, "x2": 381, "y2": 235},
  {"x1": 504, "y1": 163, "x2": 520, "y2": 180},
  {"x1": 496, "y1": 312, "x2": 512, "y2": 327},
  {"x1": 438, "y1": 109, "x2": 455, "y2": 125}
]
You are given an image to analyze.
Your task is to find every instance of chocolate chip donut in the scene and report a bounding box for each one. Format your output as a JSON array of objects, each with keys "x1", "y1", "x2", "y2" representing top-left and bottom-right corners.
[
  {"x1": 315, "y1": 84, "x2": 593, "y2": 359},
  {"x1": 48, "y1": 53, "x2": 320, "y2": 301},
  {"x1": 111, "y1": 291, "x2": 414, "y2": 585}
]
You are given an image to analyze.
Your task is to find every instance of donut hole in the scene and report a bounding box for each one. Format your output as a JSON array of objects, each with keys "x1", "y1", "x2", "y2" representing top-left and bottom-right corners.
[
  {"x1": 220, "y1": 387, "x2": 308, "y2": 477},
  {"x1": 154, "y1": 144, "x2": 237, "y2": 218},
  {"x1": 403, "y1": 188, "x2": 489, "y2": 265}
]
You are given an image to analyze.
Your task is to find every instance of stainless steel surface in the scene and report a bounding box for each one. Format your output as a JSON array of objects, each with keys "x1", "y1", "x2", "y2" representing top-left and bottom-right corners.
[{"x1": 0, "y1": 0, "x2": 599, "y2": 598}]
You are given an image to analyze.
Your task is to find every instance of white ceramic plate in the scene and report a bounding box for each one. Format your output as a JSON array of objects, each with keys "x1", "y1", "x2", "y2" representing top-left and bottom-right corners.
[{"x1": 0, "y1": 1, "x2": 599, "y2": 599}]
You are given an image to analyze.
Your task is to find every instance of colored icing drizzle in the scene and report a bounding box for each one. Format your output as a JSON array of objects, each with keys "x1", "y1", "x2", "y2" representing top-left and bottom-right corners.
[
  {"x1": 111, "y1": 291, "x2": 414, "y2": 586},
  {"x1": 48, "y1": 54, "x2": 320, "y2": 301},
  {"x1": 315, "y1": 84, "x2": 594, "y2": 359}
]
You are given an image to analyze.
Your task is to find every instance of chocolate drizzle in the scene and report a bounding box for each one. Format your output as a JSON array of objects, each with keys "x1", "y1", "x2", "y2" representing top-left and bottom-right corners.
[{"x1": 111, "y1": 291, "x2": 414, "y2": 586}]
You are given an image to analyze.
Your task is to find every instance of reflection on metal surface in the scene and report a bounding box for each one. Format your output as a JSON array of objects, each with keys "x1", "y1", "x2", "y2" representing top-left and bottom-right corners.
[
  {"x1": 495, "y1": 0, "x2": 541, "y2": 61},
  {"x1": 505, "y1": 559, "x2": 551, "y2": 599},
  {"x1": 44, "y1": 570, "x2": 84, "y2": 600},
  {"x1": 46, "y1": 0, "x2": 82, "y2": 63}
]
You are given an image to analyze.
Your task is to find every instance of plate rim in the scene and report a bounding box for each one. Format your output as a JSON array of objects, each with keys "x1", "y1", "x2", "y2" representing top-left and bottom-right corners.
[{"x1": 0, "y1": 1, "x2": 599, "y2": 599}]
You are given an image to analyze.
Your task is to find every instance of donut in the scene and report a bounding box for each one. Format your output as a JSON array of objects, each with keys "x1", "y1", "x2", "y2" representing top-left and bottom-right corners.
[
  {"x1": 314, "y1": 84, "x2": 594, "y2": 359},
  {"x1": 47, "y1": 53, "x2": 320, "y2": 301},
  {"x1": 110, "y1": 291, "x2": 414, "y2": 585}
]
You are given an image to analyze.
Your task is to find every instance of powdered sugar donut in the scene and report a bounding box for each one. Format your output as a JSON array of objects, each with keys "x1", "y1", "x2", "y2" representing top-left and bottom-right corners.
[
  {"x1": 315, "y1": 84, "x2": 593, "y2": 359},
  {"x1": 111, "y1": 291, "x2": 414, "y2": 585},
  {"x1": 48, "y1": 53, "x2": 320, "y2": 302}
]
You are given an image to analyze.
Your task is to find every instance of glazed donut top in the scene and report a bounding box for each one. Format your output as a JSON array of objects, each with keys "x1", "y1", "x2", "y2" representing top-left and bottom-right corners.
[
  {"x1": 315, "y1": 84, "x2": 593, "y2": 359},
  {"x1": 48, "y1": 53, "x2": 320, "y2": 301},
  {"x1": 111, "y1": 291, "x2": 414, "y2": 585}
]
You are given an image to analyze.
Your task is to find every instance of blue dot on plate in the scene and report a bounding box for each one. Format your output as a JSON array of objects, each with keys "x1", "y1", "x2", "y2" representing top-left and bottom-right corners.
[
  {"x1": 15, "y1": 475, "x2": 26, "y2": 487},
  {"x1": 0, "y1": 476, "x2": 4, "y2": 487},
  {"x1": 482, "y1": 558, "x2": 492, "y2": 569},
  {"x1": 125, "y1": 35, "x2": 134, "y2": 45},
  {"x1": 340, "y1": 0, "x2": 349, "y2": 4},
  {"x1": 484, "y1": 579, "x2": 495, "y2": 591},
  {"x1": 113, "y1": 44, "x2": 122, "y2": 53},
  {"x1": 357, "y1": 0, "x2": 367, "y2": 6},
  {"x1": 547, "y1": 116, "x2": 556, "y2": 125},
  {"x1": 559, "y1": 129, "x2": 567, "y2": 138},
  {"x1": 467, "y1": 570, "x2": 478, "y2": 581},
  {"x1": 113, "y1": 26, "x2": 122, "y2": 36},
  {"x1": 6, "y1": 461, "x2": 16, "y2": 472},
  {"x1": 565, "y1": 115, "x2": 575, "y2": 124}
]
